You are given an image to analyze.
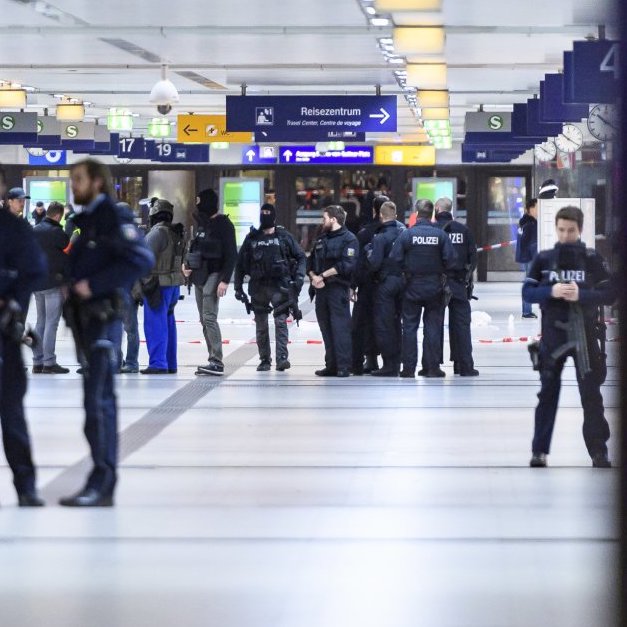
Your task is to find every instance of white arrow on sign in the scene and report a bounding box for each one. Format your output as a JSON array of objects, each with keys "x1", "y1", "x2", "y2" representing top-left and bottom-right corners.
[
  {"x1": 369, "y1": 108, "x2": 391, "y2": 125},
  {"x1": 283, "y1": 149, "x2": 293, "y2": 162},
  {"x1": 246, "y1": 149, "x2": 256, "y2": 162}
]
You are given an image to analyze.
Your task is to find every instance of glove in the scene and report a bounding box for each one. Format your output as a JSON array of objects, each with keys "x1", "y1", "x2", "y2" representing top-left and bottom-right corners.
[{"x1": 234, "y1": 288, "x2": 245, "y2": 302}]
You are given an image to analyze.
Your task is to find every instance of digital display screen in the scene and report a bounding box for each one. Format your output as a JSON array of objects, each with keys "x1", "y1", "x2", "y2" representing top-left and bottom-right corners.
[
  {"x1": 219, "y1": 178, "x2": 263, "y2": 247},
  {"x1": 26, "y1": 178, "x2": 68, "y2": 208},
  {"x1": 411, "y1": 178, "x2": 457, "y2": 212}
]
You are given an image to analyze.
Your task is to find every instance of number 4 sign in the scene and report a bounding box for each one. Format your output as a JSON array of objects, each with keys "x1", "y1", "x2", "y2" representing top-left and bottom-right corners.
[{"x1": 572, "y1": 40, "x2": 619, "y2": 104}]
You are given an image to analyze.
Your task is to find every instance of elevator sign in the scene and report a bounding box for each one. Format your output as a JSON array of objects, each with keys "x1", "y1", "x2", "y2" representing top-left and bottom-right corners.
[{"x1": 227, "y1": 96, "x2": 397, "y2": 133}]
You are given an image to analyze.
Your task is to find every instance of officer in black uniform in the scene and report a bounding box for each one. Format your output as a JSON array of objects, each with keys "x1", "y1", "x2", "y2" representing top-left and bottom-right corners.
[
  {"x1": 523, "y1": 206, "x2": 615, "y2": 468},
  {"x1": 234, "y1": 203, "x2": 306, "y2": 372},
  {"x1": 0, "y1": 207, "x2": 46, "y2": 507},
  {"x1": 434, "y1": 197, "x2": 479, "y2": 376},
  {"x1": 60, "y1": 159, "x2": 154, "y2": 507},
  {"x1": 308, "y1": 205, "x2": 359, "y2": 377},
  {"x1": 366, "y1": 201, "x2": 405, "y2": 377},
  {"x1": 351, "y1": 194, "x2": 389, "y2": 375},
  {"x1": 390, "y1": 199, "x2": 456, "y2": 378}
]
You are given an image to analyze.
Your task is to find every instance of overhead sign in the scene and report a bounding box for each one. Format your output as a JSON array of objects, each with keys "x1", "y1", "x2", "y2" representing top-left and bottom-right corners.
[
  {"x1": 118, "y1": 136, "x2": 146, "y2": 159},
  {"x1": 464, "y1": 112, "x2": 512, "y2": 133},
  {"x1": 278, "y1": 145, "x2": 374, "y2": 165},
  {"x1": 61, "y1": 121, "x2": 95, "y2": 150},
  {"x1": 461, "y1": 146, "x2": 524, "y2": 163},
  {"x1": 28, "y1": 150, "x2": 67, "y2": 166},
  {"x1": 242, "y1": 145, "x2": 277, "y2": 165},
  {"x1": 571, "y1": 40, "x2": 619, "y2": 104},
  {"x1": 177, "y1": 114, "x2": 252, "y2": 144},
  {"x1": 540, "y1": 74, "x2": 588, "y2": 123},
  {"x1": 0, "y1": 112, "x2": 38, "y2": 144},
  {"x1": 227, "y1": 95, "x2": 397, "y2": 133},
  {"x1": 254, "y1": 128, "x2": 366, "y2": 142},
  {"x1": 525, "y1": 99, "x2": 563, "y2": 137},
  {"x1": 374, "y1": 144, "x2": 435, "y2": 166},
  {"x1": 149, "y1": 142, "x2": 209, "y2": 163}
]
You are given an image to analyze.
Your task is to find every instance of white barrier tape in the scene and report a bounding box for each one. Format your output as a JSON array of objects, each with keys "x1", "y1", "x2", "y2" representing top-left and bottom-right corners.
[{"x1": 476, "y1": 239, "x2": 516, "y2": 253}]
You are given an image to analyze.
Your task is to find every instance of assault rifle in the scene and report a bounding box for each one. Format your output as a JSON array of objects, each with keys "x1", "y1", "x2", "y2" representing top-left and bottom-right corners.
[{"x1": 551, "y1": 303, "x2": 591, "y2": 377}]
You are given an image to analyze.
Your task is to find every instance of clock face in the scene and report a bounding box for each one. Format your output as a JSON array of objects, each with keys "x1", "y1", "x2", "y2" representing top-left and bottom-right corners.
[
  {"x1": 587, "y1": 104, "x2": 618, "y2": 141},
  {"x1": 26, "y1": 147, "x2": 48, "y2": 157},
  {"x1": 555, "y1": 124, "x2": 583, "y2": 153},
  {"x1": 534, "y1": 141, "x2": 557, "y2": 162}
]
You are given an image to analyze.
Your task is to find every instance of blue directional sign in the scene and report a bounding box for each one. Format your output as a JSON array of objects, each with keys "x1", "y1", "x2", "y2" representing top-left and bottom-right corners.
[
  {"x1": 254, "y1": 128, "x2": 366, "y2": 142},
  {"x1": 27, "y1": 150, "x2": 67, "y2": 166},
  {"x1": 242, "y1": 145, "x2": 278, "y2": 165},
  {"x1": 118, "y1": 136, "x2": 146, "y2": 159},
  {"x1": 144, "y1": 139, "x2": 156, "y2": 159},
  {"x1": 540, "y1": 74, "x2": 588, "y2": 123},
  {"x1": 278, "y1": 145, "x2": 374, "y2": 165},
  {"x1": 525, "y1": 99, "x2": 562, "y2": 137},
  {"x1": 227, "y1": 96, "x2": 397, "y2": 133},
  {"x1": 571, "y1": 40, "x2": 619, "y2": 104},
  {"x1": 511, "y1": 104, "x2": 549, "y2": 142},
  {"x1": 151, "y1": 142, "x2": 209, "y2": 163}
]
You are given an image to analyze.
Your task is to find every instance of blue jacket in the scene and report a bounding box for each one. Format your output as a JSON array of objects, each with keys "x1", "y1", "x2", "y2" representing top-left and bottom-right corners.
[
  {"x1": 70, "y1": 194, "x2": 154, "y2": 298},
  {"x1": 435, "y1": 211, "x2": 477, "y2": 279},
  {"x1": 0, "y1": 210, "x2": 47, "y2": 311},
  {"x1": 307, "y1": 226, "x2": 359, "y2": 284},
  {"x1": 515, "y1": 213, "x2": 537, "y2": 263},
  {"x1": 522, "y1": 242, "x2": 615, "y2": 348},
  {"x1": 366, "y1": 220, "x2": 405, "y2": 279}
]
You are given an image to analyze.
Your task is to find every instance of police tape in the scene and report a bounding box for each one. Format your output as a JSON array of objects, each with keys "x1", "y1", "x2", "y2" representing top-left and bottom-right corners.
[
  {"x1": 476, "y1": 239, "x2": 517, "y2": 253},
  {"x1": 477, "y1": 335, "x2": 541, "y2": 344}
]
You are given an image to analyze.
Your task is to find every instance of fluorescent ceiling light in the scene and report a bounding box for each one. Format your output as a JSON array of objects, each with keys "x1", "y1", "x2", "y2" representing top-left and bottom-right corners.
[
  {"x1": 393, "y1": 27, "x2": 445, "y2": 55},
  {"x1": 56, "y1": 103, "x2": 85, "y2": 121},
  {"x1": 406, "y1": 63, "x2": 447, "y2": 89},
  {"x1": 421, "y1": 107, "x2": 449, "y2": 120},
  {"x1": 366, "y1": 6, "x2": 377, "y2": 14},
  {"x1": 417, "y1": 89, "x2": 449, "y2": 108},
  {"x1": 371, "y1": 17, "x2": 390, "y2": 26},
  {"x1": 375, "y1": 0, "x2": 442, "y2": 9}
]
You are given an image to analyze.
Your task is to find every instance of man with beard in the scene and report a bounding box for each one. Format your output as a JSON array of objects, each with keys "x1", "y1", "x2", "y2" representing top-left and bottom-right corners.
[
  {"x1": 183, "y1": 189, "x2": 237, "y2": 376},
  {"x1": 308, "y1": 205, "x2": 359, "y2": 378},
  {"x1": 60, "y1": 159, "x2": 154, "y2": 506}
]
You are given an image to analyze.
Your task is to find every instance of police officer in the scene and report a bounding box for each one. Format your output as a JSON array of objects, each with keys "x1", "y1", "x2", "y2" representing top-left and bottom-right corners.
[
  {"x1": 234, "y1": 203, "x2": 306, "y2": 372},
  {"x1": 523, "y1": 206, "x2": 615, "y2": 468},
  {"x1": 0, "y1": 206, "x2": 46, "y2": 506},
  {"x1": 182, "y1": 189, "x2": 237, "y2": 377},
  {"x1": 61, "y1": 158, "x2": 154, "y2": 507},
  {"x1": 434, "y1": 197, "x2": 479, "y2": 376},
  {"x1": 141, "y1": 199, "x2": 185, "y2": 375},
  {"x1": 366, "y1": 201, "x2": 405, "y2": 377},
  {"x1": 351, "y1": 195, "x2": 389, "y2": 375},
  {"x1": 308, "y1": 205, "x2": 359, "y2": 377},
  {"x1": 390, "y1": 199, "x2": 456, "y2": 378}
]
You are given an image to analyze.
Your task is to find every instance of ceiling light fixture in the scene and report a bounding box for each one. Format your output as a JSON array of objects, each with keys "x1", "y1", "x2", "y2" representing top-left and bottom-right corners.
[
  {"x1": 0, "y1": 82, "x2": 27, "y2": 108},
  {"x1": 393, "y1": 27, "x2": 445, "y2": 55},
  {"x1": 370, "y1": 17, "x2": 390, "y2": 26},
  {"x1": 56, "y1": 97, "x2": 85, "y2": 121},
  {"x1": 375, "y1": 0, "x2": 442, "y2": 10},
  {"x1": 406, "y1": 63, "x2": 447, "y2": 89}
]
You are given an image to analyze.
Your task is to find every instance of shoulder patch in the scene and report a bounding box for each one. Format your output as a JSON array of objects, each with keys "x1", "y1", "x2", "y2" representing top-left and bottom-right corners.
[
  {"x1": 121, "y1": 223, "x2": 139, "y2": 241},
  {"x1": 347, "y1": 247, "x2": 356, "y2": 257}
]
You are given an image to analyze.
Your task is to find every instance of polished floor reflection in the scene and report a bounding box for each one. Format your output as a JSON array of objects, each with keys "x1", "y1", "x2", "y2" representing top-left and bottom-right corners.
[{"x1": 0, "y1": 284, "x2": 619, "y2": 627}]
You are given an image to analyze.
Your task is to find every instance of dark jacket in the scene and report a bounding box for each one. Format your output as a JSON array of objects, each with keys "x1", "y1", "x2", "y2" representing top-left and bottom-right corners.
[
  {"x1": 33, "y1": 217, "x2": 70, "y2": 290},
  {"x1": 435, "y1": 211, "x2": 477, "y2": 280},
  {"x1": 516, "y1": 213, "x2": 537, "y2": 263},
  {"x1": 235, "y1": 226, "x2": 306, "y2": 291},
  {"x1": 390, "y1": 217, "x2": 457, "y2": 301},
  {"x1": 522, "y1": 242, "x2": 616, "y2": 349},
  {"x1": 307, "y1": 226, "x2": 359, "y2": 284},
  {"x1": 353, "y1": 221, "x2": 380, "y2": 286},
  {"x1": 187, "y1": 213, "x2": 238, "y2": 286},
  {"x1": 31, "y1": 208, "x2": 46, "y2": 225},
  {"x1": 366, "y1": 220, "x2": 405, "y2": 279},
  {"x1": 0, "y1": 210, "x2": 47, "y2": 311},
  {"x1": 70, "y1": 194, "x2": 155, "y2": 298}
]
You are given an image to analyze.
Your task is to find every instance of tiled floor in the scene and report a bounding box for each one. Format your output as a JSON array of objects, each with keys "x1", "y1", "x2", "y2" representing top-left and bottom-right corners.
[{"x1": 0, "y1": 283, "x2": 619, "y2": 627}]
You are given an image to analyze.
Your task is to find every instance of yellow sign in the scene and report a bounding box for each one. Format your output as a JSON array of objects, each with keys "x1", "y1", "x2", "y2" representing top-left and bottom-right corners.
[
  {"x1": 374, "y1": 145, "x2": 435, "y2": 166},
  {"x1": 177, "y1": 115, "x2": 252, "y2": 144}
]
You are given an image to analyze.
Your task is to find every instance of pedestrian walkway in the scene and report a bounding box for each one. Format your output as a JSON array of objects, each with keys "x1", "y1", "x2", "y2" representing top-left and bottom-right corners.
[{"x1": 0, "y1": 283, "x2": 618, "y2": 627}]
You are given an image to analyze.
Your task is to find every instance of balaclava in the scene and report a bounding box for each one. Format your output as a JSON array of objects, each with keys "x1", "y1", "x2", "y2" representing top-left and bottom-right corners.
[
  {"x1": 259, "y1": 203, "x2": 276, "y2": 230},
  {"x1": 197, "y1": 189, "x2": 219, "y2": 217}
]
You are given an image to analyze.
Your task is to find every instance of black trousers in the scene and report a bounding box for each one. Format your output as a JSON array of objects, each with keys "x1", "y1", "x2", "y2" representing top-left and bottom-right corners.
[
  {"x1": 447, "y1": 280, "x2": 475, "y2": 372},
  {"x1": 351, "y1": 281, "x2": 377, "y2": 369},
  {"x1": 374, "y1": 276, "x2": 404, "y2": 371},
  {"x1": 532, "y1": 343, "x2": 610, "y2": 457},
  {"x1": 401, "y1": 296, "x2": 442, "y2": 373},
  {"x1": 316, "y1": 282, "x2": 352, "y2": 372},
  {"x1": 0, "y1": 335, "x2": 37, "y2": 495},
  {"x1": 250, "y1": 282, "x2": 290, "y2": 363}
]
